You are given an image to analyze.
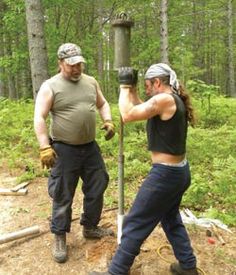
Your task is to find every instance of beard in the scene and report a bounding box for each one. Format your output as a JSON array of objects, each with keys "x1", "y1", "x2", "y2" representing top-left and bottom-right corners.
[
  {"x1": 70, "y1": 75, "x2": 81, "y2": 82},
  {"x1": 146, "y1": 88, "x2": 156, "y2": 97}
]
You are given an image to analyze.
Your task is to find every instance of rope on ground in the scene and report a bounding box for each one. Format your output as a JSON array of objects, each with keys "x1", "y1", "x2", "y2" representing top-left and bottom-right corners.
[{"x1": 156, "y1": 244, "x2": 206, "y2": 275}]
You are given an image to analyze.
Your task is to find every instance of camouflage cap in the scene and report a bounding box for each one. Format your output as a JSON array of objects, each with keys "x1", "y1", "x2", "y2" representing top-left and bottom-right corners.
[{"x1": 57, "y1": 43, "x2": 86, "y2": 65}]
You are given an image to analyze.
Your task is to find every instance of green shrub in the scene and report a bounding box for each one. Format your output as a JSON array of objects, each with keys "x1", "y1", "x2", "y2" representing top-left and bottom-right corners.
[{"x1": 183, "y1": 126, "x2": 236, "y2": 225}]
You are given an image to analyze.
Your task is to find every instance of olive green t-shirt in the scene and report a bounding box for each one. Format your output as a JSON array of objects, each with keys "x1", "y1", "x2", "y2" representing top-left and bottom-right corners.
[{"x1": 47, "y1": 73, "x2": 97, "y2": 145}]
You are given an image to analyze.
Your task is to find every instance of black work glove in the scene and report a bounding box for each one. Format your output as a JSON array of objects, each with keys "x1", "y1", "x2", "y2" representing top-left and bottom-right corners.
[
  {"x1": 101, "y1": 120, "x2": 115, "y2": 141},
  {"x1": 118, "y1": 67, "x2": 138, "y2": 86}
]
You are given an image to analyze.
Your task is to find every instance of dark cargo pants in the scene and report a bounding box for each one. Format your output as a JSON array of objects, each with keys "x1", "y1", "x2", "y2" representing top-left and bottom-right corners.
[
  {"x1": 48, "y1": 141, "x2": 109, "y2": 235},
  {"x1": 109, "y1": 162, "x2": 196, "y2": 275}
]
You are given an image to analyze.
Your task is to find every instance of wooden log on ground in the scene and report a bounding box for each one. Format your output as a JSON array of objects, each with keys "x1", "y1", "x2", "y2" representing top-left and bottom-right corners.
[
  {"x1": 0, "y1": 188, "x2": 28, "y2": 196},
  {"x1": 10, "y1": 181, "x2": 30, "y2": 192},
  {"x1": 0, "y1": 225, "x2": 40, "y2": 244}
]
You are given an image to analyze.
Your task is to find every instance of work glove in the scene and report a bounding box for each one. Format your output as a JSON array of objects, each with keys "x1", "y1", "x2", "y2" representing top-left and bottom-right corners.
[
  {"x1": 101, "y1": 120, "x2": 115, "y2": 140},
  {"x1": 39, "y1": 145, "x2": 57, "y2": 169},
  {"x1": 118, "y1": 67, "x2": 138, "y2": 87}
]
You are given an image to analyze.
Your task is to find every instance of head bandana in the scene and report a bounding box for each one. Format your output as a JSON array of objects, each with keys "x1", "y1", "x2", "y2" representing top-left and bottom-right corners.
[{"x1": 144, "y1": 63, "x2": 179, "y2": 90}]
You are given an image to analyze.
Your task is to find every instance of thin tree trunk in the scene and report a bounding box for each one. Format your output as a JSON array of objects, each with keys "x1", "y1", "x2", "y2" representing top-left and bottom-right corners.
[
  {"x1": 192, "y1": 0, "x2": 206, "y2": 80},
  {"x1": 25, "y1": 0, "x2": 49, "y2": 100},
  {"x1": 22, "y1": 61, "x2": 33, "y2": 99},
  {"x1": 227, "y1": 0, "x2": 235, "y2": 97},
  {"x1": 97, "y1": 1, "x2": 104, "y2": 86},
  {"x1": 8, "y1": 75, "x2": 17, "y2": 99},
  {"x1": 160, "y1": 0, "x2": 169, "y2": 64},
  {"x1": 0, "y1": 1, "x2": 7, "y2": 97},
  {"x1": 0, "y1": 35, "x2": 6, "y2": 97},
  {"x1": 5, "y1": 35, "x2": 17, "y2": 99}
]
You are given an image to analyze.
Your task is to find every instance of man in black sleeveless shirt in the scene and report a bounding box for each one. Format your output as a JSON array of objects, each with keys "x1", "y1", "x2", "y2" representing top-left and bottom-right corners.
[{"x1": 90, "y1": 64, "x2": 198, "y2": 275}]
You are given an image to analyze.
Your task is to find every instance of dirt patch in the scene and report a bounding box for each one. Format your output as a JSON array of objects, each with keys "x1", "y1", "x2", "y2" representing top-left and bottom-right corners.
[{"x1": 0, "y1": 173, "x2": 236, "y2": 275}]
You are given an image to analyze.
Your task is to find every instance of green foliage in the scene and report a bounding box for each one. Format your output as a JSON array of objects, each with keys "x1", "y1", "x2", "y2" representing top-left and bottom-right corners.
[
  {"x1": 184, "y1": 125, "x2": 236, "y2": 225},
  {"x1": 1, "y1": 97, "x2": 236, "y2": 226},
  {"x1": 192, "y1": 95, "x2": 236, "y2": 128},
  {"x1": 187, "y1": 79, "x2": 220, "y2": 98},
  {"x1": 0, "y1": 98, "x2": 39, "y2": 171}
]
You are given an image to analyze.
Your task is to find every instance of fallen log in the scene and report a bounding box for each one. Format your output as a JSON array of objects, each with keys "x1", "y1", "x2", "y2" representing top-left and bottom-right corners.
[
  {"x1": 0, "y1": 188, "x2": 28, "y2": 196},
  {"x1": 0, "y1": 225, "x2": 40, "y2": 245},
  {"x1": 10, "y1": 181, "x2": 30, "y2": 192}
]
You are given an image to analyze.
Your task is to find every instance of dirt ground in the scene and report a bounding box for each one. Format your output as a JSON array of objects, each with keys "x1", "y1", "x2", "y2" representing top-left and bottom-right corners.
[{"x1": 0, "y1": 171, "x2": 236, "y2": 275}]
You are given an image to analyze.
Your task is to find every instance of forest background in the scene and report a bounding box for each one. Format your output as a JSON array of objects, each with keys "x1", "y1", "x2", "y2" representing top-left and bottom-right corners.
[{"x1": 0, "y1": 0, "x2": 236, "y2": 226}]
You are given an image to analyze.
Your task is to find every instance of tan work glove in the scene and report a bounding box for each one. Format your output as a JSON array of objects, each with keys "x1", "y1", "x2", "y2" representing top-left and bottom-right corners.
[
  {"x1": 39, "y1": 145, "x2": 57, "y2": 169},
  {"x1": 101, "y1": 120, "x2": 115, "y2": 140}
]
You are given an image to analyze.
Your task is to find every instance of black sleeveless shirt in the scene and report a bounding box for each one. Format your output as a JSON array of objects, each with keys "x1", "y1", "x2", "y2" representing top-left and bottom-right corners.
[{"x1": 146, "y1": 93, "x2": 187, "y2": 155}]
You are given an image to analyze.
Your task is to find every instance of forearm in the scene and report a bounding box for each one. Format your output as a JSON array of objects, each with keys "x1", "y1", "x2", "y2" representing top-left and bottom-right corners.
[
  {"x1": 129, "y1": 87, "x2": 143, "y2": 105},
  {"x1": 34, "y1": 117, "x2": 50, "y2": 148},
  {"x1": 119, "y1": 87, "x2": 141, "y2": 122},
  {"x1": 98, "y1": 101, "x2": 112, "y2": 122}
]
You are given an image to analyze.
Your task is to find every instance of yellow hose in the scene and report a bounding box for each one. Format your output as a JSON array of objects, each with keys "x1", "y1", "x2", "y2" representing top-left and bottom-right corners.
[{"x1": 156, "y1": 244, "x2": 206, "y2": 275}]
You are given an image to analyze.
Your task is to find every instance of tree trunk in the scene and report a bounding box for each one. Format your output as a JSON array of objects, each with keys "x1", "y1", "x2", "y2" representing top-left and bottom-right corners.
[
  {"x1": 97, "y1": 1, "x2": 104, "y2": 86},
  {"x1": 160, "y1": 0, "x2": 169, "y2": 64},
  {"x1": 0, "y1": 35, "x2": 7, "y2": 97},
  {"x1": 25, "y1": 0, "x2": 49, "y2": 100},
  {"x1": 5, "y1": 34, "x2": 17, "y2": 99},
  {"x1": 8, "y1": 75, "x2": 17, "y2": 99},
  {"x1": 22, "y1": 63, "x2": 33, "y2": 99},
  {"x1": 0, "y1": 1, "x2": 7, "y2": 97},
  {"x1": 227, "y1": 0, "x2": 235, "y2": 97}
]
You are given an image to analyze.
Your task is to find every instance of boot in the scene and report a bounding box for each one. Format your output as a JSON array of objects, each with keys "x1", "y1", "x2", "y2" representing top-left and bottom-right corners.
[
  {"x1": 170, "y1": 263, "x2": 199, "y2": 275},
  {"x1": 89, "y1": 270, "x2": 129, "y2": 275},
  {"x1": 52, "y1": 234, "x2": 67, "y2": 263},
  {"x1": 83, "y1": 226, "x2": 114, "y2": 239}
]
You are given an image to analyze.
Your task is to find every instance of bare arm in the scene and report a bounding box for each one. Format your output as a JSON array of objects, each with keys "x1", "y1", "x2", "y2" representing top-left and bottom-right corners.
[
  {"x1": 34, "y1": 82, "x2": 53, "y2": 148},
  {"x1": 123, "y1": 86, "x2": 143, "y2": 105},
  {"x1": 95, "y1": 80, "x2": 112, "y2": 121},
  {"x1": 119, "y1": 87, "x2": 174, "y2": 123}
]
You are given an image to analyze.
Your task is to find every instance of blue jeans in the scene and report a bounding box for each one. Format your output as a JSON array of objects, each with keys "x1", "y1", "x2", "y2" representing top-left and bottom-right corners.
[
  {"x1": 109, "y1": 162, "x2": 196, "y2": 275},
  {"x1": 48, "y1": 141, "x2": 109, "y2": 235}
]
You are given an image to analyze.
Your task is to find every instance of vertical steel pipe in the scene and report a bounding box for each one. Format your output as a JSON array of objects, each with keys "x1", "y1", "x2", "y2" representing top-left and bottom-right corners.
[{"x1": 112, "y1": 13, "x2": 134, "y2": 243}]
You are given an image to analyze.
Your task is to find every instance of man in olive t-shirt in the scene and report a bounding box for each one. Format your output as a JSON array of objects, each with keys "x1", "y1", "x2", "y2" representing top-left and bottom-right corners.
[{"x1": 34, "y1": 43, "x2": 115, "y2": 263}]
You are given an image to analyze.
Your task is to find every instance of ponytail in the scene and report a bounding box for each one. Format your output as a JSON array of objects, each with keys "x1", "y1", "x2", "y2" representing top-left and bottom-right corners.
[
  {"x1": 156, "y1": 75, "x2": 196, "y2": 127},
  {"x1": 178, "y1": 83, "x2": 196, "y2": 127}
]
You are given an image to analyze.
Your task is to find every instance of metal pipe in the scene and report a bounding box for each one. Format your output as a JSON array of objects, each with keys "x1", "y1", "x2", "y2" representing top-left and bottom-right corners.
[
  {"x1": 112, "y1": 13, "x2": 134, "y2": 244},
  {"x1": 112, "y1": 13, "x2": 134, "y2": 70}
]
